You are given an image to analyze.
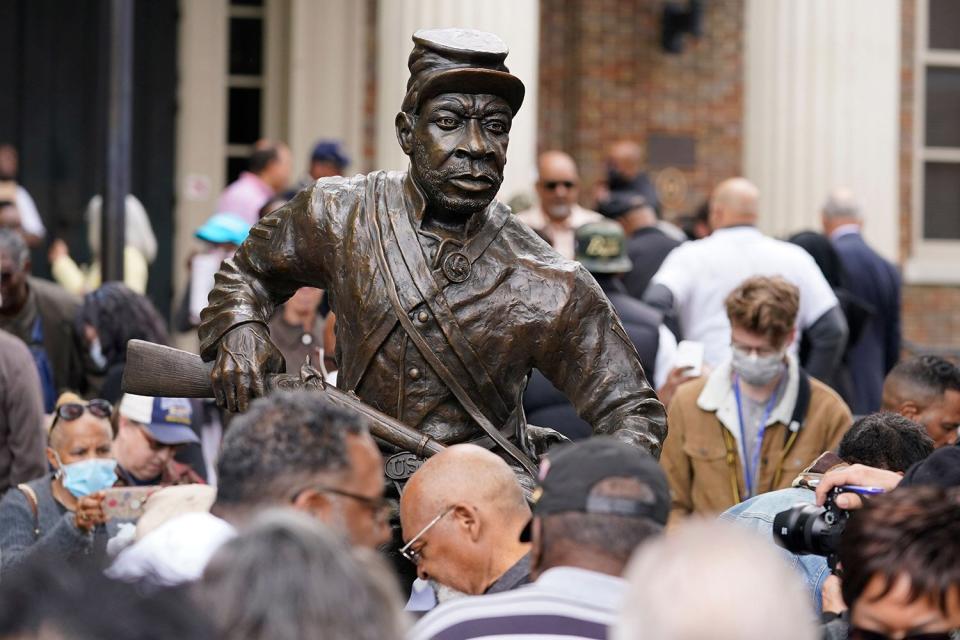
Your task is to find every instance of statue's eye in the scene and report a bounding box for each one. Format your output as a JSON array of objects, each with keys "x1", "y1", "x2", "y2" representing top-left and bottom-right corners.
[
  {"x1": 436, "y1": 117, "x2": 459, "y2": 129},
  {"x1": 485, "y1": 120, "x2": 508, "y2": 134}
]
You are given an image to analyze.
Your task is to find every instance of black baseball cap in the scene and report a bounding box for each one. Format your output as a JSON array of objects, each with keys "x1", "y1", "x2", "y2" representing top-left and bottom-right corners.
[{"x1": 519, "y1": 437, "x2": 670, "y2": 542}]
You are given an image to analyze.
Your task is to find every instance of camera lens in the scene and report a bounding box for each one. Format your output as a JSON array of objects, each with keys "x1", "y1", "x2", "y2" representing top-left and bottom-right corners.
[{"x1": 773, "y1": 503, "x2": 825, "y2": 554}]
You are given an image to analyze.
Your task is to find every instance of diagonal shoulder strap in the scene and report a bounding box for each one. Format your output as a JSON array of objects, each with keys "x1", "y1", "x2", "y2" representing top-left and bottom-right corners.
[
  {"x1": 17, "y1": 483, "x2": 40, "y2": 539},
  {"x1": 365, "y1": 174, "x2": 537, "y2": 476}
]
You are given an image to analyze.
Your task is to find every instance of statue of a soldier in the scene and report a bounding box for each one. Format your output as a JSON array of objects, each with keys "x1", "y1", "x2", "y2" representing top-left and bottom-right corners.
[{"x1": 198, "y1": 28, "x2": 667, "y2": 473}]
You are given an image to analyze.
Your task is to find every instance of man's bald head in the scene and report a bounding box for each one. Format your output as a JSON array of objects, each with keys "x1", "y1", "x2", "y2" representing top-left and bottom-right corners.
[
  {"x1": 821, "y1": 187, "x2": 863, "y2": 236},
  {"x1": 710, "y1": 178, "x2": 760, "y2": 229},
  {"x1": 399, "y1": 445, "x2": 531, "y2": 595},
  {"x1": 402, "y1": 444, "x2": 528, "y2": 526}
]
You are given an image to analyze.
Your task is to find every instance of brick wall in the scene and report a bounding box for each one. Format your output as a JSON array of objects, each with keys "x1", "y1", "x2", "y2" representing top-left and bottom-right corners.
[{"x1": 537, "y1": 0, "x2": 744, "y2": 216}]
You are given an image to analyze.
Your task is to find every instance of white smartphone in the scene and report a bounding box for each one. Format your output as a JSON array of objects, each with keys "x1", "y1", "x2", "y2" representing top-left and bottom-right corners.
[{"x1": 675, "y1": 340, "x2": 705, "y2": 377}]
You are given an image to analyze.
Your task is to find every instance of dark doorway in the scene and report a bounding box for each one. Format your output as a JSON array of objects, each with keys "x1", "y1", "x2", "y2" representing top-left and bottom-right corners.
[{"x1": 0, "y1": 0, "x2": 179, "y2": 317}]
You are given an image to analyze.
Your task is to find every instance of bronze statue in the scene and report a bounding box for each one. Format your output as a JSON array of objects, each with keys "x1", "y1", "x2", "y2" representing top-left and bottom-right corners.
[{"x1": 198, "y1": 28, "x2": 667, "y2": 468}]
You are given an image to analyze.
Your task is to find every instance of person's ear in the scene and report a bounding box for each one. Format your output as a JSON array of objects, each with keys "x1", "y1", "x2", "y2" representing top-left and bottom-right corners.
[
  {"x1": 293, "y1": 489, "x2": 334, "y2": 520},
  {"x1": 46, "y1": 447, "x2": 61, "y2": 475},
  {"x1": 528, "y1": 518, "x2": 544, "y2": 580},
  {"x1": 784, "y1": 326, "x2": 798, "y2": 351},
  {"x1": 395, "y1": 112, "x2": 416, "y2": 156},
  {"x1": 898, "y1": 401, "x2": 919, "y2": 420},
  {"x1": 453, "y1": 504, "x2": 480, "y2": 542}
]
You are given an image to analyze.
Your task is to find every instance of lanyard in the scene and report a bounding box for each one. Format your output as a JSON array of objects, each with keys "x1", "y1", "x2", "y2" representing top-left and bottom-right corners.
[{"x1": 732, "y1": 374, "x2": 781, "y2": 499}]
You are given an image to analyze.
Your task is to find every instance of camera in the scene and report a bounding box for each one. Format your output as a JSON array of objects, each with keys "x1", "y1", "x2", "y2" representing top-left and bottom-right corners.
[{"x1": 772, "y1": 487, "x2": 851, "y2": 570}]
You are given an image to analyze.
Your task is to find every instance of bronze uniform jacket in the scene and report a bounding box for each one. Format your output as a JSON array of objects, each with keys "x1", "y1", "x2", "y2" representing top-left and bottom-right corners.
[
  {"x1": 662, "y1": 356, "x2": 851, "y2": 522},
  {"x1": 198, "y1": 171, "x2": 666, "y2": 454}
]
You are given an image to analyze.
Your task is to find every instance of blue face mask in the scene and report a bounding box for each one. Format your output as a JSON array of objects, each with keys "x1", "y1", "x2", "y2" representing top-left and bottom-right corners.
[{"x1": 55, "y1": 454, "x2": 118, "y2": 498}]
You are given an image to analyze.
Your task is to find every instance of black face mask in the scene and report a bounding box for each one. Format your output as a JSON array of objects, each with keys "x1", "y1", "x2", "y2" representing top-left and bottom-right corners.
[{"x1": 607, "y1": 167, "x2": 633, "y2": 191}]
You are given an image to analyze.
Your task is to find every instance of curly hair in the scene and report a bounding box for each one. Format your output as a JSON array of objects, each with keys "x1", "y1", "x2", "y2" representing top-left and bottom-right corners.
[
  {"x1": 75, "y1": 282, "x2": 168, "y2": 366},
  {"x1": 214, "y1": 391, "x2": 367, "y2": 508},
  {"x1": 839, "y1": 486, "x2": 960, "y2": 615},
  {"x1": 837, "y1": 412, "x2": 934, "y2": 472},
  {"x1": 724, "y1": 276, "x2": 800, "y2": 346}
]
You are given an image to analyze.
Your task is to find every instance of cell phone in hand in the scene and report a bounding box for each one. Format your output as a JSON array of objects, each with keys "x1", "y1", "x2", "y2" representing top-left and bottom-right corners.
[
  {"x1": 101, "y1": 486, "x2": 157, "y2": 520},
  {"x1": 675, "y1": 340, "x2": 705, "y2": 377}
]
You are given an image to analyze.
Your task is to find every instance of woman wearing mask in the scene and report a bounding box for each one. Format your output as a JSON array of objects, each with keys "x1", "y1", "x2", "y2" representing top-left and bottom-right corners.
[{"x1": 0, "y1": 393, "x2": 122, "y2": 578}]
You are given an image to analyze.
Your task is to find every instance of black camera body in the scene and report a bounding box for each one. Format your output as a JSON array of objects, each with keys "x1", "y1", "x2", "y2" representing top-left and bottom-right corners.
[{"x1": 773, "y1": 487, "x2": 851, "y2": 570}]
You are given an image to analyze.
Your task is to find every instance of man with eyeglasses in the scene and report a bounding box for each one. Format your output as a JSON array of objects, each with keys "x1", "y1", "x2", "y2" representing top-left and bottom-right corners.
[
  {"x1": 109, "y1": 391, "x2": 391, "y2": 585},
  {"x1": 113, "y1": 394, "x2": 204, "y2": 487},
  {"x1": 661, "y1": 275, "x2": 852, "y2": 522},
  {"x1": 516, "y1": 151, "x2": 602, "y2": 259},
  {"x1": 410, "y1": 438, "x2": 669, "y2": 640},
  {"x1": 399, "y1": 445, "x2": 532, "y2": 608}
]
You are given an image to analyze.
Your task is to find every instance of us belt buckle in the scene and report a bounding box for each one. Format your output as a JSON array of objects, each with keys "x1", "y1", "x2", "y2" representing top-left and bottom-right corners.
[{"x1": 384, "y1": 452, "x2": 425, "y2": 483}]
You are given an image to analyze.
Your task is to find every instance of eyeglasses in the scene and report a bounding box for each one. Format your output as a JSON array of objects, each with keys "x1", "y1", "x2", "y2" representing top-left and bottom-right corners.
[
  {"x1": 291, "y1": 485, "x2": 394, "y2": 522},
  {"x1": 850, "y1": 628, "x2": 960, "y2": 640},
  {"x1": 50, "y1": 399, "x2": 113, "y2": 433},
  {"x1": 731, "y1": 343, "x2": 781, "y2": 359},
  {"x1": 543, "y1": 180, "x2": 576, "y2": 191},
  {"x1": 400, "y1": 505, "x2": 454, "y2": 565}
]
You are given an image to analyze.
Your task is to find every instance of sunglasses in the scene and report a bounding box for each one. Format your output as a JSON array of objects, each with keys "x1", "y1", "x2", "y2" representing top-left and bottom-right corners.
[
  {"x1": 290, "y1": 485, "x2": 394, "y2": 521},
  {"x1": 850, "y1": 628, "x2": 960, "y2": 640},
  {"x1": 400, "y1": 505, "x2": 454, "y2": 565},
  {"x1": 51, "y1": 399, "x2": 113, "y2": 432},
  {"x1": 543, "y1": 180, "x2": 576, "y2": 191}
]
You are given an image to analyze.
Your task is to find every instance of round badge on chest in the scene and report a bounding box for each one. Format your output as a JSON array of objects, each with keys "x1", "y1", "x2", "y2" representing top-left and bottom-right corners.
[
  {"x1": 301, "y1": 333, "x2": 313, "y2": 346},
  {"x1": 442, "y1": 251, "x2": 471, "y2": 283}
]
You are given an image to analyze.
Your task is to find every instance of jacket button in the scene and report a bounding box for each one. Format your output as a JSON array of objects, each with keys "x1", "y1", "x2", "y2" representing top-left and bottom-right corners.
[
  {"x1": 408, "y1": 367, "x2": 421, "y2": 380},
  {"x1": 416, "y1": 311, "x2": 429, "y2": 323}
]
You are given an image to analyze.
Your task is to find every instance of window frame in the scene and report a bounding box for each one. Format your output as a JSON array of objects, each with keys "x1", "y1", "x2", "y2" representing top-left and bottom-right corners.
[{"x1": 907, "y1": 0, "x2": 960, "y2": 283}]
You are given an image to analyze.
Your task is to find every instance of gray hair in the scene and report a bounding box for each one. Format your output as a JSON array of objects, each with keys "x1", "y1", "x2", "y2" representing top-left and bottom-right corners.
[
  {"x1": 822, "y1": 187, "x2": 861, "y2": 220},
  {"x1": 614, "y1": 520, "x2": 817, "y2": 640},
  {"x1": 0, "y1": 228, "x2": 28, "y2": 267},
  {"x1": 195, "y1": 509, "x2": 408, "y2": 640}
]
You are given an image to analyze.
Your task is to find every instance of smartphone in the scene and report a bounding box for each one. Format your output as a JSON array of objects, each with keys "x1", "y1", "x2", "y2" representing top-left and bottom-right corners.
[
  {"x1": 675, "y1": 340, "x2": 705, "y2": 377},
  {"x1": 101, "y1": 486, "x2": 157, "y2": 520}
]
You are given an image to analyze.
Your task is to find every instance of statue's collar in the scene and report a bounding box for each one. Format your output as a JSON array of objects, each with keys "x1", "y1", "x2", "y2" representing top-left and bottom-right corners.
[{"x1": 402, "y1": 170, "x2": 493, "y2": 240}]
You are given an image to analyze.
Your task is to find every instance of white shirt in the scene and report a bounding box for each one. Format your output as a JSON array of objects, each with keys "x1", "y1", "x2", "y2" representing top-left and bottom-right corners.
[
  {"x1": 107, "y1": 511, "x2": 236, "y2": 585},
  {"x1": 15, "y1": 186, "x2": 45, "y2": 237},
  {"x1": 516, "y1": 204, "x2": 603, "y2": 259},
  {"x1": 651, "y1": 226, "x2": 838, "y2": 367},
  {"x1": 410, "y1": 567, "x2": 626, "y2": 640}
]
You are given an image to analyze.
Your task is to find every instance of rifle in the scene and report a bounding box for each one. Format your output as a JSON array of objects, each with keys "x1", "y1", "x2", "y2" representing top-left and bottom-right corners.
[{"x1": 121, "y1": 340, "x2": 445, "y2": 459}]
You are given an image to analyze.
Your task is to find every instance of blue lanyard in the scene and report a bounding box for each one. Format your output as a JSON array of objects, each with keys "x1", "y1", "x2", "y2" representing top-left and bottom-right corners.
[{"x1": 732, "y1": 374, "x2": 781, "y2": 499}]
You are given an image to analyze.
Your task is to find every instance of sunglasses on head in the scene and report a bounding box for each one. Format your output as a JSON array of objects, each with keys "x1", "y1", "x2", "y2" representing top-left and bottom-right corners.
[
  {"x1": 543, "y1": 180, "x2": 576, "y2": 190},
  {"x1": 51, "y1": 399, "x2": 113, "y2": 432}
]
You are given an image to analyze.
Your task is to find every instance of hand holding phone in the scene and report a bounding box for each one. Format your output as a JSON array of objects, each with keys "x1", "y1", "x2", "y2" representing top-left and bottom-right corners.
[{"x1": 675, "y1": 341, "x2": 705, "y2": 377}]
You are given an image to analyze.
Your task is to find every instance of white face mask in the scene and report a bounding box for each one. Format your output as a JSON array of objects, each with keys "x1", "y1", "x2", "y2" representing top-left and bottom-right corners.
[{"x1": 731, "y1": 347, "x2": 785, "y2": 386}]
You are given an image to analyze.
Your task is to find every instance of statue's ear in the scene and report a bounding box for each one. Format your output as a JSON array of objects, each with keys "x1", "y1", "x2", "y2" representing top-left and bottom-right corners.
[{"x1": 395, "y1": 111, "x2": 415, "y2": 156}]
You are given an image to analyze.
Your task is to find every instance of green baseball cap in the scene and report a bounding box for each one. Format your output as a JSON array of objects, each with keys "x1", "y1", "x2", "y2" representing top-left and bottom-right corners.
[{"x1": 575, "y1": 220, "x2": 633, "y2": 274}]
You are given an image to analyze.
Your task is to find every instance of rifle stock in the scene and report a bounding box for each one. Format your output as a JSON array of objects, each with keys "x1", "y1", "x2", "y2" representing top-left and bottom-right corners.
[{"x1": 122, "y1": 340, "x2": 444, "y2": 458}]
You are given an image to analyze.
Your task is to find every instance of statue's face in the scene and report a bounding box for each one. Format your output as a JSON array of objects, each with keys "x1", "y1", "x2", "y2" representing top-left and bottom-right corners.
[{"x1": 403, "y1": 93, "x2": 512, "y2": 216}]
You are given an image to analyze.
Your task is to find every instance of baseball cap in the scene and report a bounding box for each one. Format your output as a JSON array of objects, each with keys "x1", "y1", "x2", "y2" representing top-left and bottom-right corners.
[
  {"x1": 519, "y1": 437, "x2": 670, "y2": 542},
  {"x1": 119, "y1": 394, "x2": 199, "y2": 446},
  {"x1": 195, "y1": 213, "x2": 251, "y2": 246},
  {"x1": 598, "y1": 192, "x2": 648, "y2": 219},
  {"x1": 311, "y1": 140, "x2": 350, "y2": 168},
  {"x1": 574, "y1": 220, "x2": 633, "y2": 274}
]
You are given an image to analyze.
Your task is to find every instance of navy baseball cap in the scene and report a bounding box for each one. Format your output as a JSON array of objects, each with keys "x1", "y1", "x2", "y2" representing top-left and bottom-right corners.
[
  {"x1": 520, "y1": 437, "x2": 670, "y2": 542},
  {"x1": 311, "y1": 140, "x2": 350, "y2": 168},
  {"x1": 119, "y1": 394, "x2": 199, "y2": 446}
]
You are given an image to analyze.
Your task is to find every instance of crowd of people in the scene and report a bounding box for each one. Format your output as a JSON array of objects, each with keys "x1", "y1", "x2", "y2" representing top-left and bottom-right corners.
[{"x1": 0, "y1": 132, "x2": 958, "y2": 640}]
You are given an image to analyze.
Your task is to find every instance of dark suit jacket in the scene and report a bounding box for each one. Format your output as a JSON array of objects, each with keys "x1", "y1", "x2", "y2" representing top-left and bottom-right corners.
[
  {"x1": 832, "y1": 232, "x2": 901, "y2": 414},
  {"x1": 622, "y1": 226, "x2": 681, "y2": 299}
]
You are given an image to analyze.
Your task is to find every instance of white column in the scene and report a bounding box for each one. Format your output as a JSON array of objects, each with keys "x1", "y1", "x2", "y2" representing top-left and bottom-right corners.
[
  {"x1": 743, "y1": 0, "x2": 900, "y2": 260},
  {"x1": 283, "y1": 0, "x2": 368, "y2": 176},
  {"x1": 375, "y1": 0, "x2": 540, "y2": 204}
]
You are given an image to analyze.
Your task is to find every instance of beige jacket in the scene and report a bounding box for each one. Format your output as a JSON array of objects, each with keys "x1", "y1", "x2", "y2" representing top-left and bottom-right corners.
[{"x1": 662, "y1": 355, "x2": 852, "y2": 523}]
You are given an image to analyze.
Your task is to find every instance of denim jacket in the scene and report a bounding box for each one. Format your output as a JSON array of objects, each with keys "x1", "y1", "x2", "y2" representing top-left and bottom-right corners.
[{"x1": 720, "y1": 487, "x2": 830, "y2": 612}]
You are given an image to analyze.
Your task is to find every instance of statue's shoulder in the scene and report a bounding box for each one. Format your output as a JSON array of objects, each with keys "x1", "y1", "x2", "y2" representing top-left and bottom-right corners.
[{"x1": 498, "y1": 207, "x2": 585, "y2": 286}]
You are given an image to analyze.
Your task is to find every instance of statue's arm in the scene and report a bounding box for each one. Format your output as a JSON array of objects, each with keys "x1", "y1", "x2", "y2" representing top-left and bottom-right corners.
[
  {"x1": 535, "y1": 268, "x2": 668, "y2": 458},
  {"x1": 198, "y1": 184, "x2": 332, "y2": 361}
]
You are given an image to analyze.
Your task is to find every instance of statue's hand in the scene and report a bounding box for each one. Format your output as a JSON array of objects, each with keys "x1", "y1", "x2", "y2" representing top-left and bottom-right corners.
[
  {"x1": 211, "y1": 323, "x2": 285, "y2": 412},
  {"x1": 524, "y1": 424, "x2": 571, "y2": 459}
]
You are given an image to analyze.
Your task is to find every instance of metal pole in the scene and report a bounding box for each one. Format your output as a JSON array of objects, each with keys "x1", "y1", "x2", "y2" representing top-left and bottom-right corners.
[{"x1": 102, "y1": 0, "x2": 134, "y2": 283}]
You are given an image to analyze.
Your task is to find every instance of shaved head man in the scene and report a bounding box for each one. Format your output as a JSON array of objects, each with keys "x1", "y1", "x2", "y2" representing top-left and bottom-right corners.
[
  {"x1": 399, "y1": 445, "x2": 531, "y2": 596},
  {"x1": 516, "y1": 151, "x2": 602, "y2": 259},
  {"x1": 603, "y1": 140, "x2": 660, "y2": 212},
  {"x1": 708, "y1": 178, "x2": 760, "y2": 229},
  {"x1": 882, "y1": 355, "x2": 960, "y2": 447}
]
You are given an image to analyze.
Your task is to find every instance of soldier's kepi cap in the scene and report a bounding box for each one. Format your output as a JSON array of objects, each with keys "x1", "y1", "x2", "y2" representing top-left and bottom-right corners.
[
  {"x1": 119, "y1": 394, "x2": 199, "y2": 446},
  {"x1": 519, "y1": 437, "x2": 670, "y2": 542},
  {"x1": 402, "y1": 28, "x2": 525, "y2": 116},
  {"x1": 575, "y1": 220, "x2": 633, "y2": 275}
]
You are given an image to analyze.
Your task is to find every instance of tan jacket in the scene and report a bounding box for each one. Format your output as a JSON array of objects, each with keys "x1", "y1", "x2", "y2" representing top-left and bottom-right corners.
[{"x1": 662, "y1": 356, "x2": 851, "y2": 523}]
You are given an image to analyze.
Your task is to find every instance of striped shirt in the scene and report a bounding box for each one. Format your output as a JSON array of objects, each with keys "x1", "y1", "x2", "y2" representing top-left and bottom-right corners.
[{"x1": 409, "y1": 567, "x2": 626, "y2": 640}]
